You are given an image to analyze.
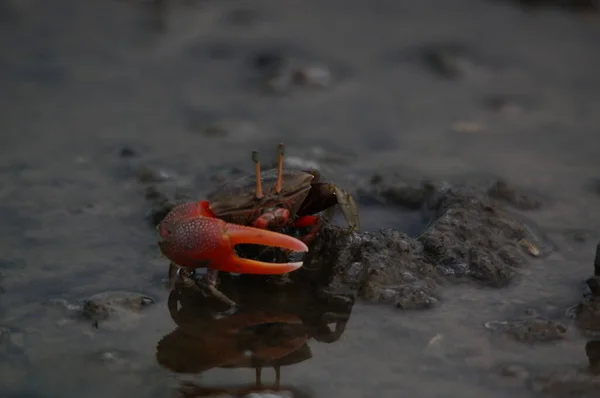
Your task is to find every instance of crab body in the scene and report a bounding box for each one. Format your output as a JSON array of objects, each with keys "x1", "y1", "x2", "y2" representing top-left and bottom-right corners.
[
  {"x1": 206, "y1": 158, "x2": 360, "y2": 247},
  {"x1": 207, "y1": 168, "x2": 314, "y2": 231},
  {"x1": 156, "y1": 143, "x2": 359, "y2": 306}
]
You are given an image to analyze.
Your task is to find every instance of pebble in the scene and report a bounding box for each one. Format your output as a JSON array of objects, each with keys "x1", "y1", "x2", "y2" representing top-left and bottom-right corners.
[
  {"x1": 292, "y1": 65, "x2": 332, "y2": 87},
  {"x1": 452, "y1": 121, "x2": 486, "y2": 133},
  {"x1": 119, "y1": 146, "x2": 136, "y2": 158},
  {"x1": 501, "y1": 364, "x2": 530, "y2": 380}
]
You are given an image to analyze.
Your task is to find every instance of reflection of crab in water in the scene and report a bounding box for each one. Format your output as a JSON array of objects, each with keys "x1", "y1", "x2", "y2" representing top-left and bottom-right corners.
[
  {"x1": 157, "y1": 143, "x2": 360, "y2": 306},
  {"x1": 155, "y1": 278, "x2": 354, "y2": 397}
]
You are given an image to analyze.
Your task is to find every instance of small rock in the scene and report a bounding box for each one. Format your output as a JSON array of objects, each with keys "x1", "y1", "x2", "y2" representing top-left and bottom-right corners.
[
  {"x1": 394, "y1": 284, "x2": 439, "y2": 310},
  {"x1": 80, "y1": 291, "x2": 155, "y2": 330},
  {"x1": 137, "y1": 165, "x2": 171, "y2": 183},
  {"x1": 501, "y1": 364, "x2": 530, "y2": 380},
  {"x1": 291, "y1": 65, "x2": 332, "y2": 88},
  {"x1": 264, "y1": 63, "x2": 332, "y2": 92},
  {"x1": 119, "y1": 146, "x2": 136, "y2": 158}
]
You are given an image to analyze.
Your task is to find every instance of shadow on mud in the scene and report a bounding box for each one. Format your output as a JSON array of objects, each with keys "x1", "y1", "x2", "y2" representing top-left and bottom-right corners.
[{"x1": 155, "y1": 278, "x2": 353, "y2": 397}]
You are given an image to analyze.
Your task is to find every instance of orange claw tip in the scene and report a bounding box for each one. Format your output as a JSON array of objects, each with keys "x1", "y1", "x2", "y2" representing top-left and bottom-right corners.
[
  {"x1": 225, "y1": 223, "x2": 309, "y2": 254},
  {"x1": 229, "y1": 257, "x2": 304, "y2": 275}
]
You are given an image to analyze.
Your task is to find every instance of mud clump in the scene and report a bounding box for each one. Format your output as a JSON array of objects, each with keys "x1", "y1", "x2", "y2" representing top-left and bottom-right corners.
[
  {"x1": 303, "y1": 175, "x2": 555, "y2": 308},
  {"x1": 307, "y1": 226, "x2": 439, "y2": 309},
  {"x1": 80, "y1": 291, "x2": 155, "y2": 330}
]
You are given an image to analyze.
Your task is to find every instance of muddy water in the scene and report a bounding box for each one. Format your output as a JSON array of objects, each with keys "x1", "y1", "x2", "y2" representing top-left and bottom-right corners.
[{"x1": 1, "y1": 0, "x2": 600, "y2": 397}]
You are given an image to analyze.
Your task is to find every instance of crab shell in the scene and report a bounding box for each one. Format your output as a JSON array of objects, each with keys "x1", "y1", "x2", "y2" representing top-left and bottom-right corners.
[
  {"x1": 206, "y1": 168, "x2": 360, "y2": 231},
  {"x1": 206, "y1": 168, "x2": 314, "y2": 225}
]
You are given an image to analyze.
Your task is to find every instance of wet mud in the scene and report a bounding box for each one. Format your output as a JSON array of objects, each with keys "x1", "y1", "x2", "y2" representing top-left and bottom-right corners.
[{"x1": 2, "y1": 0, "x2": 600, "y2": 397}]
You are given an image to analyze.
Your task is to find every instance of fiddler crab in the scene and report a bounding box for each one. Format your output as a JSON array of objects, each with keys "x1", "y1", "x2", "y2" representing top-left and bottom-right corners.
[{"x1": 157, "y1": 143, "x2": 360, "y2": 306}]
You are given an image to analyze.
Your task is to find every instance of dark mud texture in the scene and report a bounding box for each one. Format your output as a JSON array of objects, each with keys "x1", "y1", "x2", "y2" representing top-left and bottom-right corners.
[{"x1": 300, "y1": 175, "x2": 553, "y2": 311}]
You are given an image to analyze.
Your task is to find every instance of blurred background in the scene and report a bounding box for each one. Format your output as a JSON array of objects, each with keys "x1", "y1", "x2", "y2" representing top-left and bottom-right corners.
[{"x1": 1, "y1": 0, "x2": 600, "y2": 397}]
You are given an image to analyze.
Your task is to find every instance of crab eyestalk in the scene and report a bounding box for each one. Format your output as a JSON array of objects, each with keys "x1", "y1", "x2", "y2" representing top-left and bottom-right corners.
[
  {"x1": 252, "y1": 151, "x2": 263, "y2": 199},
  {"x1": 275, "y1": 143, "x2": 284, "y2": 194}
]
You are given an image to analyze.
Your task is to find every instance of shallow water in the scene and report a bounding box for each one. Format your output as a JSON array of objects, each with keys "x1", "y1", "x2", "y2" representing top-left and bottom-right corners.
[{"x1": 2, "y1": 0, "x2": 600, "y2": 397}]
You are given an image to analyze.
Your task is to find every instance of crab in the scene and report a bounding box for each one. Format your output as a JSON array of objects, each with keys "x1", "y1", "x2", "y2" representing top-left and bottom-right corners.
[
  {"x1": 206, "y1": 143, "x2": 360, "y2": 243},
  {"x1": 157, "y1": 143, "x2": 360, "y2": 305}
]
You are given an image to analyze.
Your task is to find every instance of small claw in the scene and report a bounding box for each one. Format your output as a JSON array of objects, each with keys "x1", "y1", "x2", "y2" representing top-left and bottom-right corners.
[
  {"x1": 158, "y1": 216, "x2": 308, "y2": 275},
  {"x1": 332, "y1": 185, "x2": 361, "y2": 231}
]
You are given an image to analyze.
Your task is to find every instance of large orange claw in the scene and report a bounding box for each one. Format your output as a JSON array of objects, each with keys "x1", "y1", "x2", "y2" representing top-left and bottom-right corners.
[{"x1": 157, "y1": 202, "x2": 308, "y2": 275}]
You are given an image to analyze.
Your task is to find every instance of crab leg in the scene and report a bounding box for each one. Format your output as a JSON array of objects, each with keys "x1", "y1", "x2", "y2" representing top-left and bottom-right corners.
[
  {"x1": 275, "y1": 143, "x2": 284, "y2": 194},
  {"x1": 201, "y1": 269, "x2": 237, "y2": 307},
  {"x1": 252, "y1": 151, "x2": 263, "y2": 199},
  {"x1": 292, "y1": 215, "x2": 322, "y2": 246},
  {"x1": 158, "y1": 209, "x2": 308, "y2": 275}
]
